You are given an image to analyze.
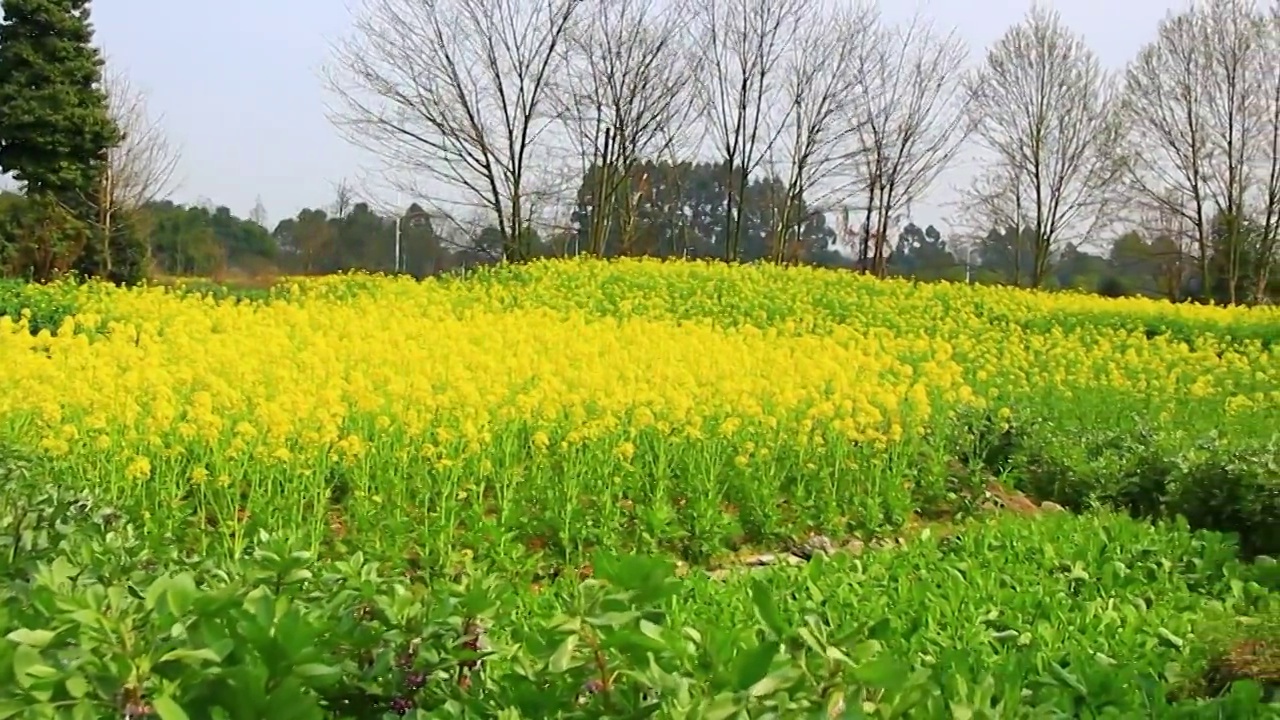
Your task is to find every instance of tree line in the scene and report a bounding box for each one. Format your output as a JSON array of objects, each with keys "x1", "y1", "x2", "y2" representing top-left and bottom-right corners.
[
  {"x1": 322, "y1": 0, "x2": 1280, "y2": 303},
  {"x1": 6, "y1": 175, "x2": 1255, "y2": 303},
  {"x1": 0, "y1": 0, "x2": 1277, "y2": 304}
]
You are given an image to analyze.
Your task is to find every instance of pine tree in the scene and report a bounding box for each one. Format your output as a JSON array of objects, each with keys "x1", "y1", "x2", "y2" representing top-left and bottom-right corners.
[{"x1": 0, "y1": 0, "x2": 119, "y2": 279}]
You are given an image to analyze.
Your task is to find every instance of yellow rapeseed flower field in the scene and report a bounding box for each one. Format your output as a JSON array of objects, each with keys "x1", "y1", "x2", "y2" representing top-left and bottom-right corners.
[{"x1": 1, "y1": 258, "x2": 1276, "y2": 562}]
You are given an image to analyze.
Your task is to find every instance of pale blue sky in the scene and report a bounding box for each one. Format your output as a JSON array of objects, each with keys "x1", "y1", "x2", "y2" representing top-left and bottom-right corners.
[{"x1": 92, "y1": 0, "x2": 1174, "y2": 231}]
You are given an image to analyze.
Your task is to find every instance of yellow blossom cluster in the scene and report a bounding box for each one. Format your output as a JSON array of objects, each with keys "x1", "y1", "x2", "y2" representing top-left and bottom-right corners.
[{"x1": 0, "y1": 259, "x2": 1275, "y2": 555}]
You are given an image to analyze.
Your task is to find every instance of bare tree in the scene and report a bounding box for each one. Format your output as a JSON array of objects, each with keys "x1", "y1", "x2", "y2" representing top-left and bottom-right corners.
[
  {"x1": 956, "y1": 165, "x2": 1031, "y2": 284},
  {"x1": 964, "y1": 5, "x2": 1124, "y2": 288},
  {"x1": 694, "y1": 0, "x2": 806, "y2": 261},
  {"x1": 423, "y1": 207, "x2": 507, "y2": 264},
  {"x1": 849, "y1": 13, "x2": 970, "y2": 277},
  {"x1": 1121, "y1": 0, "x2": 1277, "y2": 303},
  {"x1": 1119, "y1": 8, "x2": 1215, "y2": 296},
  {"x1": 1250, "y1": 1, "x2": 1280, "y2": 301},
  {"x1": 1139, "y1": 203, "x2": 1197, "y2": 301},
  {"x1": 101, "y1": 67, "x2": 182, "y2": 211},
  {"x1": 92, "y1": 63, "x2": 182, "y2": 273},
  {"x1": 763, "y1": 0, "x2": 875, "y2": 263},
  {"x1": 249, "y1": 196, "x2": 269, "y2": 228},
  {"x1": 326, "y1": 0, "x2": 582, "y2": 262},
  {"x1": 554, "y1": 0, "x2": 697, "y2": 256},
  {"x1": 331, "y1": 179, "x2": 355, "y2": 219},
  {"x1": 1202, "y1": 0, "x2": 1267, "y2": 303},
  {"x1": 292, "y1": 208, "x2": 336, "y2": 275}
]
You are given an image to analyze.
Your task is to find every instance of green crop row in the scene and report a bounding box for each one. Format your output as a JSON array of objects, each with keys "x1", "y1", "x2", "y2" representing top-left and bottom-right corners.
[
  {"x1": 955, "y1": 410, "x2": 1280, "y2": 559},
  {"x1": 0, "y1": 450, "x2": 1277, "y2": 718}
]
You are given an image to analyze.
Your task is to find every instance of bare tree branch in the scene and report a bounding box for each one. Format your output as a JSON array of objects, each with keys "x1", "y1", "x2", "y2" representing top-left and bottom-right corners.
[
  {"x1": 963, "y1": 4, "x2": 1124, "y2": 287},
  {"x1": 1121, "y1": 0, "x2": 1274, "y2": 303},
  {"x1": 553, "y1": 0, "x2": 698, "y2": 255},
  {"x1": 954, "y1": 165, "x2": 1032, "y2": 284},
  {"x1": 1119, "y1": 7, "x2": 1215, "y2": 293},
  {"x1": 765, "y1": 0, "x2": 876, "y2": 263},
  {"x1": 1135, "y1": 203, "x2": 1198, "y2": 301},
  {"x1": 1254, "y1": 1, "x2": 1280, "y2": 300},
  {"x1": 325, "y1": 0, "x2": 583, "y2": 262},
  {"x1": 693, "y1": 0, "x2": 806, "y2": 261},
  {"x1": 1202, "y1": 0, "x2": 1267, "y2": 303},
  {"x1": 86, "y1": 60, "x2": 183, "y2": 276},
  {"x1": 331, "y1": 179, "x2": 355, "y2": 219},
  {"x1": 848, "y1": 12, "x2": 971, "y2": 276},
  {"x1": 101, "y1": 64, "x2": 182, "y2": 212}
]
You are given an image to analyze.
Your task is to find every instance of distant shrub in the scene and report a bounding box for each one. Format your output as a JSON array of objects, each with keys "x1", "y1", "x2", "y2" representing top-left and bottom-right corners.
[
  {"x1": 0, "y1": 279, "x2": 78, "y2": 335},
  {"x1": 1097, "y1": 275, "x2": 1130, "y2": 297}
]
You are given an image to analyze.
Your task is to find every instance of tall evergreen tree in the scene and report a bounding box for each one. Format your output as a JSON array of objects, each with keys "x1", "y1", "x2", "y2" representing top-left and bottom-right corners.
[{"x1": 0, "y1": 0, "x2": 118, "y2": 279}]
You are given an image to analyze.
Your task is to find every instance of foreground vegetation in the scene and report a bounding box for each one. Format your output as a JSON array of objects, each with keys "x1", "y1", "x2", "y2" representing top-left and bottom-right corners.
[{"x1": 1, "y1": 259, "x2": 1278, "y2": 716}]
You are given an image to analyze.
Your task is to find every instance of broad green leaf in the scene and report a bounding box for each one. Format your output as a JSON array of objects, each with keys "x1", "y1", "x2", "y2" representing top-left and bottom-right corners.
[
  {"x1": 586, "y1": 611, "x2": 640, "y2": 628},
  {"x1": 638, "y1": 619, "x2": 664, "y2": 642},
  {"x1": 549, "y1": 634, "x2": 578, "y2": 673},
  {"x1": 732, "y1": 640, "x2": 778, "y2": 691},
  {"x1": 12, "y1": 642, "x2": 57, "y2": 689},
  {"x1": 852, "y1": 657, "x2": 909, "y2": 690},
  {"x1": 1156, "y1": 628, "x2": 1184, "y2": 649},
  {"x1": 851, "y1": 639, "x2": 882, "y2": 662},
  {"x1": 797, "y1": 625, "x2": 824, "y2": 653},
  {"x1": 283, "y1": 568, "x2": 313, "y2": 584},
  {"x1": 5, "y1": 629, "x2": 55, "y2": 648},
  {"x1": 158, "y1": 648, "x2": 223, "y2": 665},
  {"x1": 293, "y1": 663, "x2": 341, "y2": 679},
  {"x1": 549, "y1": 614, "x2": 581, "y2": 633},
  {"x1": 153, "y1": 696, "x2": 190, "y2": 720},
  {"x1": 750, "y1": 578, "x2": 786, "y2": 638},
  {"x1": 702, "y1": 693, "x2": 743, "y2": 720},
  {"x1": 865, "y1": 617, "x2": 892, "y2": 641},
  {"x1": 68, "y1": 610, "x2": 101, "y2": 627},
  {"x1": 165, "y1": 573, "x2": 199, "y2": 616},
  {"x1": 145, "y1": 575, "x2": 169, "y2": 611},
  {"x1": 824, "y1": 645, "x2": 853, "y2": 665},
  {"x1": 11, "y1": 644, "x2": 42, "y2": 687},
  {"x1": 748, "y1": 667, "x2": 801, "y2": 698},
  {"x1": 65, "y1": 674, "x2": 90, "y2": 698}
]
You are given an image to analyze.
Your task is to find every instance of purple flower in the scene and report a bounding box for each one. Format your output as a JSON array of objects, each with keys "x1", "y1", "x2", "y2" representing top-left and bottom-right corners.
[
  {"x1": 389, "y1": 696, "x2": 414, "y2": 716},
  {"x1": 405, "y1": 671, "x2": 426, "y2": 690}
]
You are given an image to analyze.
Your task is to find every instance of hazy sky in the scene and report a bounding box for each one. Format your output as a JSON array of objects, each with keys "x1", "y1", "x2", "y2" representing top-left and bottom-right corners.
[{"x1": 91, "y1": 0, "x2": 1175, "y2": 232}]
